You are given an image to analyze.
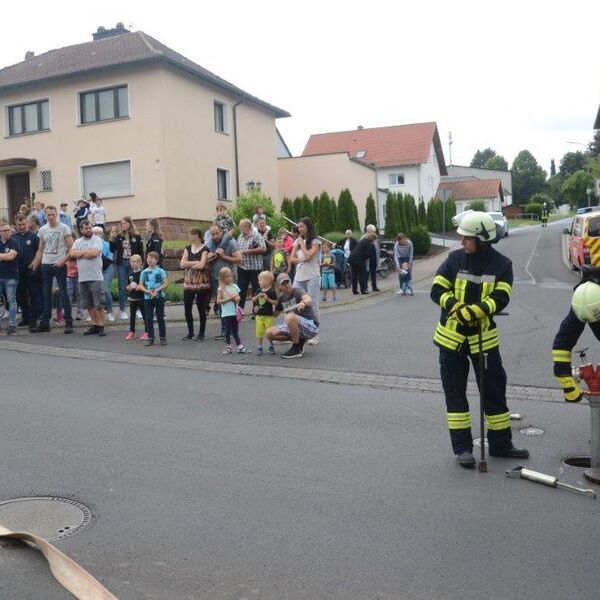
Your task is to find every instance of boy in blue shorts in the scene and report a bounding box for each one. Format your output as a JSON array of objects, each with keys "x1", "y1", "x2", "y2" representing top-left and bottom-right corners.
[{"x1": 320, "y1": 242, "x2": 337, "y2": 302}]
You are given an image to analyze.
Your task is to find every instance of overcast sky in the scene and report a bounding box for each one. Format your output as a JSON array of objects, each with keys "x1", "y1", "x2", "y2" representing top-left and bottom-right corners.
[{"x1": 2, "y1": 0, "x2": 598, "y2": 174}]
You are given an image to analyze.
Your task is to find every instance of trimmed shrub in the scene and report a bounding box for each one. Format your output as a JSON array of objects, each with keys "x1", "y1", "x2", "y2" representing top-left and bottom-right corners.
[
  {"x1": 467, "y1": 200, "x2": 486, "y2": 212},
  {"x1": 317, "y1": 191, "x2": 336, "y2": 233},
  {"x1": 337, "y1": 188, "x2": 355, "y2": 232},
  {"x1": 229, "y1": 190, "x2": 287, "y2": 234},
  {"x1": 524, "y1": 202, "x2": 543, "y2": 219},
  {"x1": 409, "y1": 225, "x2": 431, "y2": 255},
  {"x1": 364, "y1": 193, "x2": 377, "y2": 231},
  {"x1": 110, "y1": 279, "x2": 184, "y2": 303},
  {"x1": 418, "y1": 199, "x2": 427, "y2": 225},
  {"x1": 321, "y1": 230, "x2": 362, "y2": 245},
  {"x1": 300, "y1": 193, "x2": 313, "y2": 221},
  {"x1": 384, "y1": 193, "x2": 398, "y2": 238},
  {"x1": 281, "y1": 197, "x2": 295, "y2": 220}
]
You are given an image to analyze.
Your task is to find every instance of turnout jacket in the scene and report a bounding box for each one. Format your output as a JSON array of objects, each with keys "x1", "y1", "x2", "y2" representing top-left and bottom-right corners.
[
  {"x1": 430, "y1": 245, "x2": 513, "y2": 354},
  {"x1": 552, "y1": 309, "x2": 600, "y2": 376}
]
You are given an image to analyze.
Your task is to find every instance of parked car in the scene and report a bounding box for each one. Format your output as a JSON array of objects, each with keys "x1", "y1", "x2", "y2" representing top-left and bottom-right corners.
[
  {"x1": 488, "y1": 212, "x2": 509, "y2": 238},
  {"x1": 564, "y1": 211, "x2": 600, "y2": 271}
]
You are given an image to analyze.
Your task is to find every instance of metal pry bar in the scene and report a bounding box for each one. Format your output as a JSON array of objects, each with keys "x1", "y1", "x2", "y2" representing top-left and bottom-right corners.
[{"x1": 506, "y1": 466, "x2": 596, "y2": 499}]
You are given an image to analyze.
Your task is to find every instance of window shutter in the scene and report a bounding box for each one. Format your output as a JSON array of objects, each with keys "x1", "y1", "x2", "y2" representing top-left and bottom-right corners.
[{"x1": 82, "y1": 161, "x2": 131, "y2": 198}]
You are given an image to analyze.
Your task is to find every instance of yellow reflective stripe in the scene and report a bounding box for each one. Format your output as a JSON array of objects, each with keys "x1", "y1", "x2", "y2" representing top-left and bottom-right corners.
[
  {"x1": 440, "y1": 291, "x2": 454, "y2": 308},
  {"x1": 485, "y1": 412, "x2": 510, "y2": 430},
  {"x1": 437, "y1": 323, "x2": 465, "y2": 342},
  {"x1": 447, "y1": 412, "x2": 471, "y2": 430},
  {"x1": 483, "y1": 297, "x2": 496, "y2": 314},
  {"x1": 495, "y1": 281, "x2": 512, "y2": 296},
  {"x1": 454, "y1": 278, "x2": 467, "y2": 302},
  {"x1": 468, "y1": 329, "x2": 499, "y2": 353},
  {"x1": 433, "y1": 275, "x2": 452, "y2": 289},
  {"x1": 481, "y1": 281, "x2": 494, "y2": 301},
  {"x1": 470, "y1": 304, "x2": 486, "y2": 319},
  {"x1": 552, "y1": 349, "x2": 571, "y2": 362}
]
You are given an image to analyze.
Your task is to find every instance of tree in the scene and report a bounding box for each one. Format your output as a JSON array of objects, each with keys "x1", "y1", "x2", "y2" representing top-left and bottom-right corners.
[
  {"x1": 384, "y1": 193, "x2": 398, "y2": 238},
  {"x1": 550, "y1": 159, "x2": 556, "y2": 177},
  {"x1": 529, "y1": 192, "x2": 554, "y2": 210},
  {"x1": 418, "y1": 199, "x2": 427, "y2": 226},
  {"x1": 470, "y1": 148, "x2": 496, "y2": 168},
  {"x1": 426, "y1": 199, "x2": 442, "y2": 233},
  {"x1": 547, "y1": 174, "x2": 565, "y2": 207},
  {"x1": 230, "y1": 190, "x2": 287, "y2": 234},
  {"x1": 280, "y1": 197, "x2": 295, "y2": 221},
  {"x1": 444, "y1": 197, "x2": 457, "y2": 229},
  {"x1": 300, "y1": 194, "x2": 313, "y2": 221},
  {"x1": 317, "y1": 191, "x2": 335, "y2": 234},
  {"x1": 395, "y1": 193, "x2": 406, "y2": 233},
  {"x1": 511, "y1": 150, "x2": 547, "y2": 204},
  {"x1": 483, "y1": 155, "x2": 508, "y2": 171},
  {"x1": 467, "y1": 200, "x2": 486, "y2": 212},
  {"x1": 312, "y1": 195, "x2": 320, "y2": 222},
  {"x1": 561, "y1": 170, "x2": 594, "y2": 209},
  {"x1": 406, "y1": 194, "x2": 419, "y2": 230},
  {"x1": 364, "y1": 193, "x2": 377, "y2": 232},
  {"x1": 337, "y1": 188, "x2": 355, "y2": 232},
  {"x1": 588, "y1": 130, "x2": 600, "y2": 157},
  {"x1": 559, "y1": 151, "x2": 587, "y2": 178},
  {"x1": 293, "y1": 197, "x2": 303, "y2": 221}
]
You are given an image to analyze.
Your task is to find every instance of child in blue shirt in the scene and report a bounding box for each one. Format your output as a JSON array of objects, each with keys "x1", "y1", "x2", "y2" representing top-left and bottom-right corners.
[
  {"x1": 216, "y1": 266, "x2": 250, "y2": 355},
  {"x1": 138, "y1": 251, "x2": 169, "y2": 346}
]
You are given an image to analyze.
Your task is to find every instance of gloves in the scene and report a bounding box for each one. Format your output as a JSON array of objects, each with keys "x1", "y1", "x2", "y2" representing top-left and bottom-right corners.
[
  {"x1": 556, "y1": 376, "x2": 583, "y2": 403},
  {"x1": 453, "y1": 304, "x2": 486, "y2": 326}
]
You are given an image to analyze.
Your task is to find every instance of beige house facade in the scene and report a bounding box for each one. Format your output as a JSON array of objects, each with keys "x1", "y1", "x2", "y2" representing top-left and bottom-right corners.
[
  {"x1": 0, "y1": 25, "x2": 288, "y2": 236},
  {"x1": 278, "y1": 153, "x2": 377, "y2": 227}
]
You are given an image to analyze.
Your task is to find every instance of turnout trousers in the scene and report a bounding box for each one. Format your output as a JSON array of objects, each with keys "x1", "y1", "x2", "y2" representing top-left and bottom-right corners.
[{"x1": 439, "y1": 346, "x2": 512, "y2": 455}]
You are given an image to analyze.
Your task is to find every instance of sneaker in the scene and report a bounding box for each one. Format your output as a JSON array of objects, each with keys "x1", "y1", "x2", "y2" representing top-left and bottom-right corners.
[
  {"x1": 86, "y1": 315, "x2": 92, "y2": 322},
  {"x1": 136, "y1": 310, "x2": 143, "y2": 320},
  {"x1": 76, "y1": 312, "x2": 83, "y2": 320},
  {"x1": 396, "y1": 290, "x2": 404, "y2": 295},
  {"x1": 28, "y1": 320, "x2": 38, "y2": 332},
  {"x1": 107, "y1": 313, "x2": 115, "y2": 322},
  {"x1": 268, "y1": 345, "x2": 276, "y2": 355},
  {"x1": 139, "y1": 332, "x2": 150, "y2": 341},
  {"x1": 64, "y1": 323, "x2": 74, "y2": 334},
  {"x1": 408, "y1": 289, "x2": 414, "y2": 296},
  {"x1": 144, "y1": 338, "x2": 155, "y2": 347},
  {"x1": 7, "y1": 326, "x2": 16, "y2": 335},
  {"x1": 307, "y1": 335, "x2": 320, "y2": 346},
  {"x1": 321, "y1": 297, "x2": 327, "y2": 302},
  {"x1": 159, "y1": 337, "x2": 167, "y2": 346},
  {"x1": 98, "y1": 326, "x2": 106, "y2": 337},
  {"x1": 31, "y1": 322, "x2": 50, "y2": 333},
  {"x1": 125, "y1": 331, "x2": 136, "y2": 340},
  {"x1": 194, "y1": 334, "x2": 206, "y2": 341},
  {"x1": 281, "y1": 344, "x2": 304, "y2": 359},
  {"x1": 332, "y1": 297, "x2": 337, "y2": 302},
  {"x1": 457, "y1": 451, "x2": 476, "y2": 469},
  {"x1": 222, "y1": 346, "x2": 232, "y2": 355},
  {"x1": 120, "y1": 311, "x2": 129, "y2": 321},
  {"x1": 214, "y1": 333, "x2": 226, "y2": 341},
  {"x1": 182, "y1": 334, "x2": 194, "y2": 340},
  {"x1": 237, "y1": 346, "x2": 251, "y2": 354},
  {"x1": 17, "y1": 320, "x2": 30, "y2": 327},
  {"x1": 83, "y1": 325, "x2": 99, "y2": 336},
  {"x1": 256, "y1": 346, "x2": 264, "y2": 356}
]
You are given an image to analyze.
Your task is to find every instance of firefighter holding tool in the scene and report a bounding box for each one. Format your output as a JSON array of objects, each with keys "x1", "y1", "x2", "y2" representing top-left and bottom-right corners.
[
  {"x1": 552, "y1": 269, "x2": 600, "y2": 401},
  {"x1": 430, "y1": 211, "x2": 529, "y2": 468}
]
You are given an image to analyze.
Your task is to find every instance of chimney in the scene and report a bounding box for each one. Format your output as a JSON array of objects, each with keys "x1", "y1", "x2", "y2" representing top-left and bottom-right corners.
[
  {"x1": 357, "y1": 125, "x2": 364, "y2": 130},
  {"x1": 92, "y1": 22, "x2": 130, "y2": 41},
  {"x1": 24, "y1": 51, "x2": 35, "y2": 60}
]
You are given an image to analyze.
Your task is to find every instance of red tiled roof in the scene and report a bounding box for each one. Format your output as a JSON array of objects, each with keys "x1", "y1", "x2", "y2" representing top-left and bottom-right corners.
[
  {"x1": 436, "y1": 179, "x2": 502, "y2": 201},
  {"x1": 302, "y1": 122, "x2": 446, "y2": 172}
]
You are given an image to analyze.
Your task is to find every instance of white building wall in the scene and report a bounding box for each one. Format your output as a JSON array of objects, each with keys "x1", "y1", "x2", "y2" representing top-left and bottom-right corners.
[{"x1": 419, "y1": 144, "x2": 442, "y2": 203}]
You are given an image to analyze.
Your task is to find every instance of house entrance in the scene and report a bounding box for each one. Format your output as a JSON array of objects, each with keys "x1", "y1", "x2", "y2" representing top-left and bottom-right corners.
[{"x1": 6, "y1": 172, "x2": 31, "y2": 220}]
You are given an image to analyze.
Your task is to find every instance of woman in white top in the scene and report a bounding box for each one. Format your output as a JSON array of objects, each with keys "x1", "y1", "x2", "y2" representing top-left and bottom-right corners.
[
  {"x1": 89, "y1": 193, "x2": 106, "y2": 230},
  {"x1": 290, "y1": 217, "x2": 322, "y2": 341}
]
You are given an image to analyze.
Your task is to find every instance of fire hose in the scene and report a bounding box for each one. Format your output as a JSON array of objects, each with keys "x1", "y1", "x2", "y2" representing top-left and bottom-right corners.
[{"x1": 0, "y1": 522, "x2": 117, "y2": 599}]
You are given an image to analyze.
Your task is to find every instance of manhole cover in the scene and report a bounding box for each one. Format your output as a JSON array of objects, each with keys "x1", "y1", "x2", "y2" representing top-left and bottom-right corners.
[
  {"x1": 519, "y1": 426, "x2": 544, "y2": 436},
  {"x1": 562, "y1": 455, "x2": 591, "y2": 468},
  {"x1": 0, "y1": 497, "x2": 92, "y2": 543},
  {"x1": 473, "y1": 437, "x2": 488, "y2": 448}
]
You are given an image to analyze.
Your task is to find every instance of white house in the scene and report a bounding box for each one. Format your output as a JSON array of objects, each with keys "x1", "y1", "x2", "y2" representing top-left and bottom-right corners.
[{"x1": 302, "y1": 122, "x2": 447, "y2": 228}]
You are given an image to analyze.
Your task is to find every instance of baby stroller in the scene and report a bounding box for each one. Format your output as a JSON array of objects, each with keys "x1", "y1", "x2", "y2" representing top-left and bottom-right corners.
[{"x1": 331, "y1": 248, "x2": 351, "y2": 288}]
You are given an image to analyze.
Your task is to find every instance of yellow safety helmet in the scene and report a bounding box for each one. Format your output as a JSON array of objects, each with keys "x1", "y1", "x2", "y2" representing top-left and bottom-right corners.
[{"x1": 572, "y1": 281, "x2": 600, "y2": 323}]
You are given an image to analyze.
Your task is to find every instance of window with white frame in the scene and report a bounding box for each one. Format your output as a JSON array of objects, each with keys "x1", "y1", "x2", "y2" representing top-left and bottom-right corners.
[
  {"x1": 388, "y1": 173, "x2": 405, "y2": 186},
  {"x1": 214, "y1": 101, "x2": 227, "y2": 133},
  {"x1": 217, "y1": 168, "x2": 230, "y2": 200},
  {"x1": 39, "y1": 170, "x2": 53, "y2": 192},
  {"x1": 80, "y1": 85, "x2": 128, "y2": 124},
  {"x1": 82, "y1": 161, "x2": 132, "y2": 198},
  {"x1": 8, "y1": 99, "x2": 50, "y2": 136}
]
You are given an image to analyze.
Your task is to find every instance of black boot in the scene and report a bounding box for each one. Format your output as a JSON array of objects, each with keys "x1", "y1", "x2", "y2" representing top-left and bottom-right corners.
[
  {"x1": 457, "y1": 451, "x2": 476, "y2": 468},
  {"x1": 489, "y1": 446, "x2": 530, "y2": 458},
  {"x1": 487, "y1": 428, "x2": 528, "y2": 458}
]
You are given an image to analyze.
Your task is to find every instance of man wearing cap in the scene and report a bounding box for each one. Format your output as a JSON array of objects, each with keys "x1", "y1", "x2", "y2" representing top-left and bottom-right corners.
[{"x1": 266, "y1": 272, "x2": 319, "y2": 359}]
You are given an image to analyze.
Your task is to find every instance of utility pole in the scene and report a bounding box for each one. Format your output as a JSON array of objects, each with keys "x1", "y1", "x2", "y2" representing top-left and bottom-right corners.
[{"x1": 448, "y1": 132, "x2": 453, "y2": 166}]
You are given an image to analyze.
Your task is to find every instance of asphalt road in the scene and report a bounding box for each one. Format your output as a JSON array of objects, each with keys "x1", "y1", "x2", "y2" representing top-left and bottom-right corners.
[{"x1": 2, "y1": 220, "x2": 599, "y2": 600}]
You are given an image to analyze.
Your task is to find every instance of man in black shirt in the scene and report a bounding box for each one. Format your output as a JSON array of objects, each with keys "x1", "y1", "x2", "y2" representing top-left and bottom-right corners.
[
  {"x1": 14, "y1": 214, "x2": 41, "y2": 330},
  {"x1": 0, "y1": 221, "x2": 19, "y2": 334}
]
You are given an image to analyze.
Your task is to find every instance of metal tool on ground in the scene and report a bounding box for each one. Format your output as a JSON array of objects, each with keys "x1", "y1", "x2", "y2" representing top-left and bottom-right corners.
[
  {"x1": 573, "y1": 347, "x2": 600, "y2": 485},
  {"x1": 506, "y1": 466, "x2": 596, "y2": 499}
]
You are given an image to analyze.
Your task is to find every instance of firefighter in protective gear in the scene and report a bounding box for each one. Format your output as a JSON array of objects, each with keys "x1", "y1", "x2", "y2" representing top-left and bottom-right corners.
[
  {"x1": 552, "y1": 274, "x2": 600, "y2": 402},
  {"x1": 430, "y1": 211, "x2": 529, "y2": 468},
  {"x1": 541, "y1": 202, "x2": 548, "y2": 227}
]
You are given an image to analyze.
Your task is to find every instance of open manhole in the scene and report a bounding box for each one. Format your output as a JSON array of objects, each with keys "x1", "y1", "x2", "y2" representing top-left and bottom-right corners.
[
  {"x1": 0, "y1": 497, "x2": 92, "y2": 545},
  {"x1": 562, "y1": 455, "x2": 591, "y2": 468},
  {"x1": 519, "y1": 426, "x2": 545, "y2": 436}
]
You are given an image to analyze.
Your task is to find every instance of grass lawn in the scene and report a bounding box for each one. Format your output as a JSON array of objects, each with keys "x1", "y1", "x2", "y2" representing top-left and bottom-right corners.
[
  {"x1": 163, "y1": 239, "x2": 189, "y2": 249},
  {"x1": 508, "y1": 218, "x2": 539, "y2": 227}
]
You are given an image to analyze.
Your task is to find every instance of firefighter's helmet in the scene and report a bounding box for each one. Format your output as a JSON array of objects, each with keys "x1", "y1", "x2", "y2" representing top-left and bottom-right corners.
[
  {"x1": 455, "y1": 211, "x2": 497, "y2": 243},
  {"x1": 572, "y1": 281, "x2": 600, "y2": 323}
]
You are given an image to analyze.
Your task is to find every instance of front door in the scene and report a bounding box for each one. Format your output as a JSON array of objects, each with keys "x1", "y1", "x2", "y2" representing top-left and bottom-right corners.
[{"x1": 6, "y1": 172, "x2": 31, "y2": 220}]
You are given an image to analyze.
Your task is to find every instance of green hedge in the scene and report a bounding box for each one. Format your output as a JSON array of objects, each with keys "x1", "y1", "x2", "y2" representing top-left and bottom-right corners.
[
  {"x1": 409, "y1": 225, "x2": 431, "y2": 255},
  {"x1": 321, "y1": 231, "x2": 361, "y2": 244},
  {"x1": 110, "y1": 279, "x2": 183, "y2": 302}
]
